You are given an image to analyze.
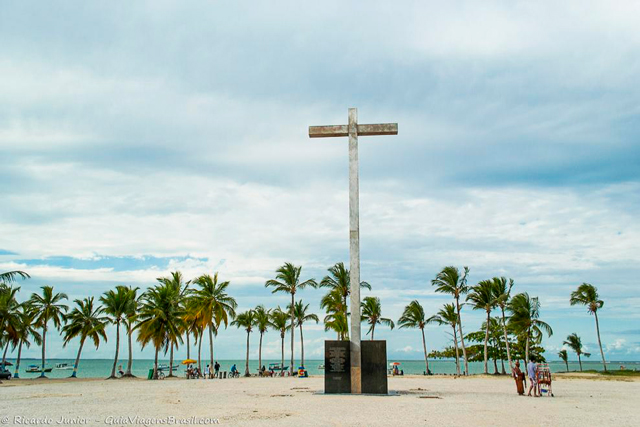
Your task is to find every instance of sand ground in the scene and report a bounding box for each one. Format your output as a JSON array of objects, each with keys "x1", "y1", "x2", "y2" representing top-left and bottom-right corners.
[{"x1": 1, "y1": 374, "x2": 638, "y2": 426}]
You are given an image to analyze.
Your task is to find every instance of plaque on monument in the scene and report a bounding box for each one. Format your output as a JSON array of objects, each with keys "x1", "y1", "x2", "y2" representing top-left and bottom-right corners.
[
  {"x1": 324, "y1": 340, "x2": 351, "y2": 394},
  {"x1": 361, "y1": 340, "x2": 388, "y2": 394}
]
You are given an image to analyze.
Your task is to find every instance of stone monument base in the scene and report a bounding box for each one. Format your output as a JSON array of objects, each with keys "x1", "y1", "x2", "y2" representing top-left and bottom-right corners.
[{"x1": 324, "y1": 340, "x2": 388, "y2": 394}]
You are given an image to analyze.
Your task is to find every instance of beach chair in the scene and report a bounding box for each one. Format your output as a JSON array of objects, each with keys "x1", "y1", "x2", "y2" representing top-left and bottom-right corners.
[{"x1": 536, "y1": 364, "x2": 553, "y2": 397}]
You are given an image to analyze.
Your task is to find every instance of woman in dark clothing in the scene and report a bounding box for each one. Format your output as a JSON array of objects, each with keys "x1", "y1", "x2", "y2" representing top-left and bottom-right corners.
[{"x1": 512, "y1": 361, "x2": 525, "y2": 395}]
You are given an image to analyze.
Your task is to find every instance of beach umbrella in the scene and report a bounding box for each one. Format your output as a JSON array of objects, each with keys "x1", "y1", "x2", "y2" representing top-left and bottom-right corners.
[
  {"x1": 390, "y1": 362, "x2": 400, "y2": 366},
  {"x1": 182, "y1": 359, "x2": 196, "y2": 365}
]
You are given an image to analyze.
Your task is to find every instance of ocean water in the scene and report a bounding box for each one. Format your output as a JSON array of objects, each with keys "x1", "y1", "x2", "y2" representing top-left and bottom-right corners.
[{"x1": 5, "y1": 358, "x2": 637, "y2": 379}]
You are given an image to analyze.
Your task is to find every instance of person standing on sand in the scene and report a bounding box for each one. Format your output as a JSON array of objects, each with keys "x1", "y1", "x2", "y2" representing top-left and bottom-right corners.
[
  {"x1": 214, "y1": 361, "x2": 220, "y2": 378},
  {"x1": 512, "y1": 361, "x2": 525, "y2": 395},
  {"x1": 527, "y1": 359, "x2": 538, "y2": 397}
]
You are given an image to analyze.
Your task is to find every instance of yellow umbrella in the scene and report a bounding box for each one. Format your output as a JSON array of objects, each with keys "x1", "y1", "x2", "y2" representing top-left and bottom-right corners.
[{"x1": 182, "y1": 359, "x2": 197, "y2": 365}]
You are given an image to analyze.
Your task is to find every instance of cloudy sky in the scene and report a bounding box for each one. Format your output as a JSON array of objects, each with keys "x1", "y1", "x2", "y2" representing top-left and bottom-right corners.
[{"x1": 2, "y1": 1, "x2": 639, "y2": 362}]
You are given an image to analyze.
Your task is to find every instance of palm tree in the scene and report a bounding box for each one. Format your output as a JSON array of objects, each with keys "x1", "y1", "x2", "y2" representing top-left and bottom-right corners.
[
  {"x1": 27, "y1": 286, "x2": 68, "y2": 378},
  {"x1": 121, "y1": 286, "x2": 139, "y2": 377},
  {"x1": 0, "y1": 270, "x2": 30, "y2": 284},
  {"x1": 321, "y1": 288, "x2": 349, "y2": 340},
  {"x1": 62, "y1": 297, "x2": 108, "y2": 378},
  {"x1": 269, "y1": 307, "x2": 290, "y2": 375},
  {"x1": 492, "y1": 277, "x2": 514, "y2": 371},
  {"x1": 432, "y1": 266, "x2": 470, "y2": 375},
  {"x1": 360, "y1": 296, "x2": 394, "y2": 340},
  {"x1": 254, "y1": 305, "x2": 271, "y2": 372},
  {"x1": 398, "y1": 300, "x2": 430, "y2": 374},
  {"x1": 183, "y1": 299, "x2": 203, "y2": 362},
  {"x1": 100, "y1": 286, "x2": 130, "y2": 379},
  {"x1": 319, "y1": 262, "x2": 371, "y2": 307},
  {"x1": 135, "y1": 283, "x2": 185, "y2": 379},
  {"x1": 564, "y1": 333, "x2": 590, "y2": 371},
  {"x1": 0, "y1": 284, "x2": 21, "y2": 367},
  {"x1": 156, "y1": 272, "x2": 190, "y2": 377},
  {"x1": 289, "y1": 300, "x2": 319, "y2": 368},
  {"x1": 265, "y1": 263, "x2": 316, "y2": 375},
  {"x1": 570, "y1": 283, "x2": 607, "y2": 372},
  {"x1": 231, "y1": 310, "x2": 256, "y2": 377},
  {"x1": 507, "y1": 293, "x2": 553, "y2": 363},
  {"x1": 427, "y1": 303, "x2": 460, "y2": 375},
  {"x1": 11, "y1": 307, "x2": 42, "y2": 378},
  {"x1": 192, "y1": 273, "x2": 237, "y2": 369},
  {"x1": 558, "y1": 349, "x2": 569, "y2": 372},
  {"x1": 467, "y1": 279, "x2": 496, "y2": 374}
]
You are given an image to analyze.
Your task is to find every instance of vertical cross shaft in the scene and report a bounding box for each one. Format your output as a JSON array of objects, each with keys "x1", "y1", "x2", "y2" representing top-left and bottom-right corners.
[{"x1": 348, "y1": 107, "x2": 362, "y2": 394}]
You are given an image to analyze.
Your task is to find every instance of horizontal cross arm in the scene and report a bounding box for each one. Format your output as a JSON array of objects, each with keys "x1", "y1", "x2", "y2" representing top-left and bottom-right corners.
[{"x1": 308, "y1": 123, "x2": 398, "y2": 138}]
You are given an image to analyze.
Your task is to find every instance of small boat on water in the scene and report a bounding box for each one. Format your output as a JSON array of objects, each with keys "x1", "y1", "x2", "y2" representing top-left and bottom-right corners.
[
  {"x1": 55, "y1": 363, "x2": 73, "y2": 370},
  {"x1": 26, "y1": 365, "x2": 52, "y2": 373},
  {"x1": 318, "y1": 364, "x2": 325, "y2": 370},
  {"x1": 158, "y1": 364, "x2": 180, "y2": 371},
  {"x1": 269, "y1": 362, "x2": 288, "y2": 372}
]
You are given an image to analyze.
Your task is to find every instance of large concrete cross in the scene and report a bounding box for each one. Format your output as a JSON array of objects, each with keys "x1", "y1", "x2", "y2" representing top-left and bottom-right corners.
[{"x1": 309, "y1": 108, "x2": 398, "y2": 393}]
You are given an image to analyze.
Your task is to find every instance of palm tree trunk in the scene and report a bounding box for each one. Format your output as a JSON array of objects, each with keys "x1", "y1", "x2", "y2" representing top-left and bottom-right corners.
[
  {"x1": 280, "y1": 333, "x2": 285, "y2": 376},
  {"x1": 258, "y1": 332, "x2": 263, "y2": 372},
  {"x1": 290, "y1": 293, "x2": 295, "y2": 375},
  {"x1": 40, "y1": 324, "x2": 47, "y2": 378},
  {"x1": 244, "y1": 330, "x2": 250, "y2": 377},
  {"x1": 153, "y1": 347, "x2": 159, "y2": 379},
  {"x1": 564, "y1": 360, "x2": 569, "y2": 372},
  {"x1": 125, "y1": 322, "x2": 134, "y2": 376},
  {"x1": 1, "y1": 341, "x2": 8, "y2": 366},
  {"x1": 525, "y1": 327, "x2": 530, "y2": 365},
  {"x1": 483, "y1": 311, "x2": 490, "y2": 374},
  {"x1": 594, "y1": 312, "x2": 607, "y2": 372},
  {"x1": 371, "y1": 324, "x2": 375, "y2": 340},
  {"x1": 14, "y1": 340, "x2": 23, "y2": 378},
  {"x1": 299, "y1": 324, "x2": 305, "y2": 368},
  {"x1": 421, "y1": 327, "x2": 429, "y2": 374},
  {"x1": 208, "y1": 321, "x2": 215, "y2": 369},
  {"x1": 71, "y1": 338, "x2": 85, "y2": 378},
  {"x1": 168, "y1": 342, "x2": 175, "y2": 377},
  {"x1": 501, "y1": 307, "x2": 513, "y2": 372},
  {"x1": 500, "y1": 357, "x2": 506, "y2": 375},
  {"x1": 109, "y1": 321, "x2": 120, "y2": 378},
  {"x1": 455, "y1": 297, "x2": 469, "y2": 375},
  {"x1": 578, "y1": 353, "x2": 582, "y2": 372},
  {"x1": 198, "y1": 330, "x2": 203, "y2": 371},
  {"x1": 186, "y1": 332, "x2": 190, "y2": 360},
  {"x1": 452, "y1": 325, "x2": 460, "y2": 376}
]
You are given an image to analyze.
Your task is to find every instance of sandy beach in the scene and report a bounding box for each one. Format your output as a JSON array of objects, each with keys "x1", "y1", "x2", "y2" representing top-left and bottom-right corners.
[{"x1": 2, "y1": 374, "x2": 638, "y2": 426}]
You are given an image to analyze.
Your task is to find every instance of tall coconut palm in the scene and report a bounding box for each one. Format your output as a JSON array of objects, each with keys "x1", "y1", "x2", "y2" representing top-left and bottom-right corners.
[
  {"x1": 156, "y1": 272, "x2": 190, "y2": 377},
  {"x1": 231, "y1": 310, "x2": 256, "y2": 377},
  {"x1": 360, "y1": 296, "x2": 394, "y2": 340},
  {"x1": 319, "y1": 262, "x2": 371, "y2": 304},
  {"x1": 321, "y1": 288, "x2": 348, "y2": 340},
  {"x1": 432, "y1": 266, "x2": 470, "y2": 375},
  {"x1": 100, "y1": 286, "x2": 130, "y2": 379},
  {"x1": 120, "y1": 286, "x2": 139, "y2": 377},
  {"x1": 254, "y1": 305, "x2": 271, "y2": 372},
  {"x1": 570, "y1": 283, "x2": 607, "y2": 372},
  {"x1": 135, "y1": 283, "x2": 185, "y2": 379},
  {"x1": 62, "y1": 297, "x2": 108, "y2": 378},
  {"x1": 11, "y1": 307, "x2": 41, "y2": 379},
  {"x1": 265, "y1": 263, "x2": 316, "y2": 375},
  {"x1": 288, "y1": 300, "x2": 319, "y2": 368},
  {"x1": 427, "y1": 303, "x2": 460, "y2": 375},
  {"x1": 467, "y1": 279, "x2": 497, "y2": 374},
  {"x1": 558, "y1": 349, "x2": 569, "y2": 372},
  {"x1": 398, "y1": 300, "x2": 430, "y2": 374},
  {"x1": 27, "y1": 286, "x2": 68, "y2": 378},
  {"x1": 492, "y1": 277, "x2": 514, "y2": 371},
  {"x1": 563, "y1": 333, "x2": 590, "y2": 371},
  {"x1": 192, "y1": 273, "x2": 237, "y2": 369},
  {"x1": 269, "y1": 307, "x2": 290, "y2": 375},
  {"x1": 507, "y1": 293, "x2": 553, "y2": 363}
]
